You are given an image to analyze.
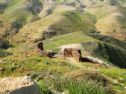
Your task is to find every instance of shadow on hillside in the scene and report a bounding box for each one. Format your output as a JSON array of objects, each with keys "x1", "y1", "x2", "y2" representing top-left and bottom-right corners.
[
  {"x1": 42, "y1": 11, "x2": 97, "y2": 40},
  {"x1": 82, "y1": 40, "x2": 126, "y2": 68},
  {"x1": 94, "y1": 42, "x2": 126, "y2": 68}
]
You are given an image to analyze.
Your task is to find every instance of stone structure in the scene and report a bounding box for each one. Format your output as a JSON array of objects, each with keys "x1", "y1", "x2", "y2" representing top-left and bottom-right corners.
[
  {"x1": 37, "y1": 41, "x2": 44, "y2": 51},
  {"x1": 36, "y1": 42, "x2": 56, "y2": 57},
  {"x1": 64, "y1": 48, "x2": 82, "y2": 62},
  {"x1": 36, "y1": 41, "x2": 45, "y2": 55}
]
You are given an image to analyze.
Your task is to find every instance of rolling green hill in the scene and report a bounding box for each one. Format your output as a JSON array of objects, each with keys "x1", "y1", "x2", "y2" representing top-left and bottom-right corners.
[{"x1": 0, "y1": 0, "x2": 126, "y2": 94}]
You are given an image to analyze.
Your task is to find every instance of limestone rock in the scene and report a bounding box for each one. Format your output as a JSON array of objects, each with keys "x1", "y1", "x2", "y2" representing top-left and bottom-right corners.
[{"x1": 0, "y1": 76, "x2": 41, "y2": 94}]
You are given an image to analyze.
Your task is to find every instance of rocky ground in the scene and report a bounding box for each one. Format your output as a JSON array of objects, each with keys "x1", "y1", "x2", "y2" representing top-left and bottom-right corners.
[{"x1": 0, "y1": 76, "x2": 40, "y2": 94}]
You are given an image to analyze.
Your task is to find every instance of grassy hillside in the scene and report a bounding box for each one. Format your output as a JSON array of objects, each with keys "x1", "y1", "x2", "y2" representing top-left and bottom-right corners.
[
  {"x1": 0, "y1": 0, "x2": 42, "y2": 39},
  {"x1": 42, "y1": 11, "x2": 96, "y2": 39},
  {"x1": 43, "y1": 31, "x2": 126, "y2": 68},
  {"x1": 89, "y1": 34, "x2": 126, "y2": 49},
  {"x1": 83, "y1": 41, "x2": 126, "y2": 68},
  {"x1": 43, "y1": 31, "x2": 96, "y2": 50},
  {"x1": 0, "y1": 0, "x2": 126, "y2": 94}
]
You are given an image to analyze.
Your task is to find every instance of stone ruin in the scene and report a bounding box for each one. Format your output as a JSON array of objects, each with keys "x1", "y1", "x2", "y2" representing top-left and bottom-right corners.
[
  {"x1": 36, "y1": 42, "x2": 107, "y2": 66},
  {"x1": 63, "y1": 48, "x2": 108, "y2": 67},
  {"x1": 36, "y1": 41, "x2": 56, "y2": 58},
  {"x1": 37, "y1": 41, "x2": 47, "y2": 56},
  {"x1": 63, "y1": 48, "x2": 82, "y2": 62},
  {"x1": 37, "y1": 41, "x2": 44, "y2": 51}
]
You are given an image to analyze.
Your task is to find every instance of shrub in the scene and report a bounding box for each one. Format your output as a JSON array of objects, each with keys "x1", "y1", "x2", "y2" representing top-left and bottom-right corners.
[
  {"x1": 0, "y1": 39, "x2": 11, "y2": 49},
  {"x1": 26, "y1": 0, "x2": 42, "y2": 15},
  {"x1": 38, "y1": 78, "x2": 108, "y2": 94},
  {"x1": 12, "y1": 15, "x2": 27, "y2": 32}
]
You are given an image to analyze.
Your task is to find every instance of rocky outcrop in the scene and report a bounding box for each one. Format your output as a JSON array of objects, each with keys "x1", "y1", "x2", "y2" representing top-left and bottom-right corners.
[
  {"x1": 0, "y1": 76, "x2": 40, "y2": 94},
  {"x1": 81, "y1": 56, "x2": 109, "y2": 67}
]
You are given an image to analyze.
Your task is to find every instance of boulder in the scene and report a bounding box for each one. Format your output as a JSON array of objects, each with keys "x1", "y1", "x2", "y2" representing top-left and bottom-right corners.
[{"x1": 0, "y1": 76, "x2": 41, "y2": 94}]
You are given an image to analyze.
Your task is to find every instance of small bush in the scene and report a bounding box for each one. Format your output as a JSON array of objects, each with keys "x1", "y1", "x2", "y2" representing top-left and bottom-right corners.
[
  {"x1": 0, "y1": 39, "x2": 11, "y2": 49},
  {"x1": 12, "y1": 16, "x2": 27, "y2": 30},
  {"x1": 26, "y1": 0, "x2": 42, "y2": 15},
  {"x1": 46, "y1": 8, "x2": 54, "y2": 16}
]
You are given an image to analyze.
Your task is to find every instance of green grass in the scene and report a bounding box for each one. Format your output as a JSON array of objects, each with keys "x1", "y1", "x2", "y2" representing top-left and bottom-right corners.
[
  {"x1": 81, "y1": 40, "x2": 126, "y2": 68},
  {"x1": 64, "y1": 11, "x2": 96, "y2": 31},
  {"x1": 44, "y1": 30, "x2": 126, "y2": 68},
  {"x1": 3, "y1": 7, "x2": 32, "y2": 23},
  {"x1": 43, "y1": 11, "x2": 97, "y2": 39},
  {"x1": 100, "y1": 67, "x2": 126, "y2": 94},
  {"x1": 0, "y1": 50, "x2": 12, "y2": 58},
  {"x1": 0, "y1": 0, "x2": 39, "y2": 23},
  {"x1": 85, "y1": 6, "x2": 110, "y2": 19},
  {"x1": 37, "y1": 71, "x2": 112, "y2": 94},
  {"x1": 66, "y1": 80, "x2": 107, "y2": 94},
  {"x1": 0, "y1": 1, "x2": 126, "y2": 94},
  {"x1": 43, "y1": 31, "x2": 96, "y2": 50},
  {"x1": 89, "y1": 34, "x2": 126, "y2": 50},
  {"x1": 7, "y1": 0, "x2": 25, "y2": 7},
  {"x1": 100, "y1": 67, "x2": 126, "y2": 83},
  {"x1": 0, "y1": 56, "x2": 76, "y2": 77}
]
